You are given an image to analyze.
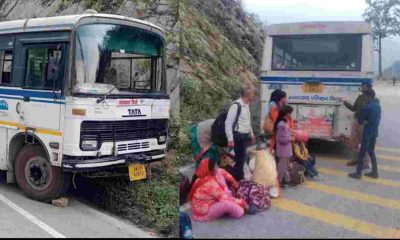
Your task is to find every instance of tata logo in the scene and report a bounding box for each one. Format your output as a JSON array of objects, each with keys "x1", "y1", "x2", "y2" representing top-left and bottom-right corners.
[
  {"x1": 128, "y1": 109, "x2": 144, "y2": 116},
  {"x1": 0, "y1": 100, "x2": 8, "y2": 111}
]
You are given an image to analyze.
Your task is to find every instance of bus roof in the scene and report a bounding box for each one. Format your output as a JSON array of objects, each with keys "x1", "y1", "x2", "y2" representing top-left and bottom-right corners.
[
  {"x1": 267, "y1": 21, "x2": 372, "y2": 36},
  {"x1": 0, "y1": 13, "x2": 164, "y2": 36}
]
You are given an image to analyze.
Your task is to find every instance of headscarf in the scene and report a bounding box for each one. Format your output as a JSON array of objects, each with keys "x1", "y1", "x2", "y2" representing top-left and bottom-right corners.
[
  {"x1": 293, "y1": 130, "x2": 309, "y2": 142},
  {"x1": 189, "y1": 158, "x2": 217, "y2": 200}
]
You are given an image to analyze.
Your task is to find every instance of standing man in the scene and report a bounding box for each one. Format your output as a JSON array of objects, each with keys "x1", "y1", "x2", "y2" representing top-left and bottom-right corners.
[
  {"x1": 393, "y1": 76, "x2": 396, "y2": 87},
  {"x1": 343, "y1": 82, "x2": 374, "y2": 168},
  {"x1": 349, "y1": 89, "x2": 381, "y2": 179},
  {"x1": 225, "y1": 85, "x2": 257, "y2": 181}
]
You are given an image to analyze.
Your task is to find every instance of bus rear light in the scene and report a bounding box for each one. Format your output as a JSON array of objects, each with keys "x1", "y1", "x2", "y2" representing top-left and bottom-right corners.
[{"x1": 72, "y1": 108, "x2": 86, "y2": 116}]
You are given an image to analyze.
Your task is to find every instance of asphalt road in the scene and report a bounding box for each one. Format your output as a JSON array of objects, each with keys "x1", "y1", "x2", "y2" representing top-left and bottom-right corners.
[
  {"x1": 0, "y1": 174, "x2": 153, "y2": 238},
  {"x1": 181, "y1": 82, "x2": 400, "y2": 238}
]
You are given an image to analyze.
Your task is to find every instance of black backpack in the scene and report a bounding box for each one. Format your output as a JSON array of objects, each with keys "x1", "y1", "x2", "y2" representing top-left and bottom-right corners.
[{"x1": 211, "y1": 102, "x2": 242, "y2": 146}]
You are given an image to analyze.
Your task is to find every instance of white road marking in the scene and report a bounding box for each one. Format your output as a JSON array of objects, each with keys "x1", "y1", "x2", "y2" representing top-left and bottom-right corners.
[
  {"x1": 0, "y1": 193, "x2": 66, "y2": 238},
  {"x1": 82, "y1": 204, "x2": 154, "y2": 238}
]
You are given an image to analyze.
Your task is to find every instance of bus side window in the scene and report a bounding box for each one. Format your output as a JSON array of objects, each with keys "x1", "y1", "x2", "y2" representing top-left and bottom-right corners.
[
  {"x1": 25, "y1": 46, "x2": 63, "y2": 90},
  {"x1": 0, "y1": 50, "x2": 13, "y2": 85}
]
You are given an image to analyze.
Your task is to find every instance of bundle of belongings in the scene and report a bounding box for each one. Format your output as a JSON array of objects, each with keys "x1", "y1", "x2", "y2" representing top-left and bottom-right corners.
[{"x1": 251, "y1": 149, "x2": 280, "y2": 198}]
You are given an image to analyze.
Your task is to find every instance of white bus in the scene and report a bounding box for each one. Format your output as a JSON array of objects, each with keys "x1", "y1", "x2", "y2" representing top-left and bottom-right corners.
[
  {"x1": 260, "y1": 21, "x2": 374, "y2": 142},
  {"x1": 0, "y1": 13, "x2": 170, "y2": 201}
]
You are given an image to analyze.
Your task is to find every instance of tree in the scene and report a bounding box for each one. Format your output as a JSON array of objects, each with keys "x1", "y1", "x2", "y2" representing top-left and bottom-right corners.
[{"x1": 363, "y1": 0, "x2": 400, "y2": 79}]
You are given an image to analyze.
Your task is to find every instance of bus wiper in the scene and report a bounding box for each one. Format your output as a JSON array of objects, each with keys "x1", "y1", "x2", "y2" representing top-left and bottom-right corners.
[{"x1": 97, "y1": 87, "x2": 116, "y2": 104}]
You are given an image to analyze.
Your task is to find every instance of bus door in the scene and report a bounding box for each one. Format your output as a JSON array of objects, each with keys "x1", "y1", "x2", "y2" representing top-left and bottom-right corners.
[
  {"x1": 0, "y1": 36, "x2": 15, "y2": 170},
  {"x1": 15, "y1": 37, "x2": 68, "y2": 132}
]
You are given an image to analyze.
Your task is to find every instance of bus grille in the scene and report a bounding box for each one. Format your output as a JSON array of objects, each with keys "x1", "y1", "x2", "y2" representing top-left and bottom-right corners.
[{"x1": 80, "y1": 119, "x2": 168, "y2": 143}]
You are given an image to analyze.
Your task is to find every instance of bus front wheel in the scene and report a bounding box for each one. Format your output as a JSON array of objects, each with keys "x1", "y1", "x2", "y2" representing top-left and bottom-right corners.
[{"x1": 15, "y1": 145, "x2": 70, "y2": 202}]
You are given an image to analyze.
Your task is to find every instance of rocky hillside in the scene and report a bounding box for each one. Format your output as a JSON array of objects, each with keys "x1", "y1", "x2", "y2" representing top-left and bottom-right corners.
[
  {"x1": 0, "y1": 0, "x2": 265, "y2": 236},
  {"x1": 175, "y1": 0, "x2": 265, "y2": 163}
]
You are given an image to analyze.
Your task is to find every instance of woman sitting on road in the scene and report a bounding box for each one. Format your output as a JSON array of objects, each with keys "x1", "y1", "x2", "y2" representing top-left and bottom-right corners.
[
  {"x1": 292, "y1": 130, "x2": 324, "y2": 181},
  {"x1": 189, "y1": 158, "x2": 247, "y2": 222}
]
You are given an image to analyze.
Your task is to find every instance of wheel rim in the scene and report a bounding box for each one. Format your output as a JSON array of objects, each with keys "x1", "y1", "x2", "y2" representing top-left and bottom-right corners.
[{"x1": 24, "y1": 156, "x2": 53, "y2": 191}]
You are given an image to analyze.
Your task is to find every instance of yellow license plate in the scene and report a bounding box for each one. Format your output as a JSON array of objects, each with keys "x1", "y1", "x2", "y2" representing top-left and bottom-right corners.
[
  {"x1": 128, "y1": 164, "x2": 147, "y2": 181},
  {"x1": 303, "y1": 83, "x2": 324, "y2": 93}
]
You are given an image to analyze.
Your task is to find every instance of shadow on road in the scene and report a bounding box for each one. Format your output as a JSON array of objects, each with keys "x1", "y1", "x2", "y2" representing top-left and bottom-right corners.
[{"x1": 308, "y1": 139, "x2": 351, "y2": 158}]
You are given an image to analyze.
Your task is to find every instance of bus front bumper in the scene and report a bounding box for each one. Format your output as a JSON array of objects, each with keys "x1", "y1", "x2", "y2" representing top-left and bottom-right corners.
[{"x1": 61, "y1": 150, "x2": 166, "y2": 172}]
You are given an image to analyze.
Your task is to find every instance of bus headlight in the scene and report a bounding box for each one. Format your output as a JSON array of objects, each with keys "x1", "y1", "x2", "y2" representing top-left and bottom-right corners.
[
  {"x1": 81, "y1": 139, "x2": 99, "y2": 151},
  {"x1": 158, "y1": 136, "x2": 167, "y2": 144}
]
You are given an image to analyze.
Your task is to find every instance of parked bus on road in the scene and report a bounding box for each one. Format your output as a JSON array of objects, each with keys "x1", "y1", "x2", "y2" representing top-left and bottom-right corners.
[
  {"x1": 0, "y1": 13, "x2": 170, "y2": 202},
  {"x1": 260, "y1": 21, "x2": 373, "y2": 142}
]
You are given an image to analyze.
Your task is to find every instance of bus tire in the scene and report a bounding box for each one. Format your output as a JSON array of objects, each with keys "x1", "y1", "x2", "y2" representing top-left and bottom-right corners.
[{"x1": 15, "y1": 145, "x2": 70, "y2": 202}]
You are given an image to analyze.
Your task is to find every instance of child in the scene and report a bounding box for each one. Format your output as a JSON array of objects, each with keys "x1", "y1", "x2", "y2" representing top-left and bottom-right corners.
[
  {"x1": 274, "y1": 105, "x2": 296, "y2": 188},
  {"x1": 292, "y1": 130, "x2": 324, "y2": 181},
  {"x1": 189, "y1": 158, "x2": 247, "y2": 222}
]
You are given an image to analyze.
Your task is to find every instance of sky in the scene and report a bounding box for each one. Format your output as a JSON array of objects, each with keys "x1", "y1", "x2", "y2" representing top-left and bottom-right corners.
[{"x1": 243, "y1": 0, "x2": 367, "y2": 24}]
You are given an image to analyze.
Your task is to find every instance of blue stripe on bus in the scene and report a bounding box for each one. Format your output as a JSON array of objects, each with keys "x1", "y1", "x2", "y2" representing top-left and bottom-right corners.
[
  {"x1": 260, "y1": 76, "x2": 373, "y2": 84},
  {"x1": 0, "y1": 95, "x2": 65, "y2": 104},
  {"x1": 0, "y1": 88, "x2": 64, "y2": 100},
  {"x1": 260, "y1": 82, "x2": 364, "y2": 87}
]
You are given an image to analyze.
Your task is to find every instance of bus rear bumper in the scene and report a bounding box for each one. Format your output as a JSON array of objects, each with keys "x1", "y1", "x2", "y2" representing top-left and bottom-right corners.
[
  {"x1": 62, "y1": 150, "x2": 165, "y2": 172},
  {"x1": 309, "y1": 135, "x2": 351, "y2": 144}
]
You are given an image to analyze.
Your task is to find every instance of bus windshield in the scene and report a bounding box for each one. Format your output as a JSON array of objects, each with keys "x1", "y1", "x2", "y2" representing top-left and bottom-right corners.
[
  {"x1": 74, "y1": 24, "x2": 165, "y2": 94},
  {"x1": 272, "y1": 35, "x2": 362, "y2": 71}
]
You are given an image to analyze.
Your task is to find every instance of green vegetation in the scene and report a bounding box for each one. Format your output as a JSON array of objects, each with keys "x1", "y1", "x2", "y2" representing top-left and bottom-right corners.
[
  {"x1": 96, "y1": 163, "x2": 179, "y2": 237},
  {"x1": 176, "y1": 0, "x2": 260, "y2": 164}
]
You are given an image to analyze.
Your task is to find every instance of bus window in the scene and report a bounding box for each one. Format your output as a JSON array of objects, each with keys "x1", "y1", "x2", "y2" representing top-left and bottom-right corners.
[
  {"x1": 75, "y1": 24, "x2": 165, "y2": 94},
  {"x1": 25, "y1": 46, "x2": 64, "y2": 90},
  {"x1": 0, "y1": 50, "x2": 13, "y2": 85},
  {"x1": 272, "y1": 35, "x2": 362, "y2": 71}
]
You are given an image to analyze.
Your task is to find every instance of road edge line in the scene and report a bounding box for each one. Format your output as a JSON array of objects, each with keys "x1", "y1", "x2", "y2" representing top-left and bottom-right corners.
[{"x1": 0, "y1": 193, "x2": 66, "y2": 238}]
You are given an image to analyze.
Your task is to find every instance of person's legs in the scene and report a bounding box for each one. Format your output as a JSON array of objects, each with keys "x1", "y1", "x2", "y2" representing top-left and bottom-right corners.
[
  {"x1": 302, "y1": 160, "x2": 317, "y2": 178},
  {"x1": 365, "y1": 137, "x2": 379, "y2": 178},
  {"x1": 277, "y1": 157, "x2": 290, "y2": 185},
  {"x1": 233, "y1": 132, "x2": 247, "y2": 181},
  {"x1": 350, "y1": 136, "x2": 368, "y2": 178},
  {"x1": 207, "y1": 200, "x2": 245, "y2": 221},
  {"x1": 347, "y1": 121, "x2": 362, "y2": 166}
]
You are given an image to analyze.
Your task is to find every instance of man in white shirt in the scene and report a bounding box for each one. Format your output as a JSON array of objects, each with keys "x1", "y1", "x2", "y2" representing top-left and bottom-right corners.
[{"x1": 225, "y1": 85, "x2": 256, "y2": 180}]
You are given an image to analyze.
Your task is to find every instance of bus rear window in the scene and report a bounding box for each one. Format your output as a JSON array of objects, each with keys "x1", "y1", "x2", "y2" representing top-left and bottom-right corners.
[{"x1": 272, "y1": 35, "x2": 362, "y2": 71}]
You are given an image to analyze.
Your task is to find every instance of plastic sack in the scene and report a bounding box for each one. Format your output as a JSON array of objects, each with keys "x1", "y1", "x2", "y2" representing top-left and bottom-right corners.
[
  {"x1": 243, "y1": 156, "x2": 256, "y2": 181},
  {"x1": 251, "y1": 149, "x2": 278, "y2": 187}
]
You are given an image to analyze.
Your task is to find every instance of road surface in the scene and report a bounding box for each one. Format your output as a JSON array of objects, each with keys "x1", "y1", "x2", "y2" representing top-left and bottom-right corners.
[
  {"x1": 0, "y1": 174, "x2": 153, "y2": 238},
  {"x1": 181, "y1": 82, "x2": 400, "y2": 238}
]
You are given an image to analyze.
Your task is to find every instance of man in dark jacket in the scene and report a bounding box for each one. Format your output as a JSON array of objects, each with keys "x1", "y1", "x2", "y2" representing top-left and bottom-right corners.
[
  {"x1": 348, "y1": 89, "x2": 381, "y2": 179},
  {"x1": 343, "y1": 82, "x2": 374, "y2": 168}
]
